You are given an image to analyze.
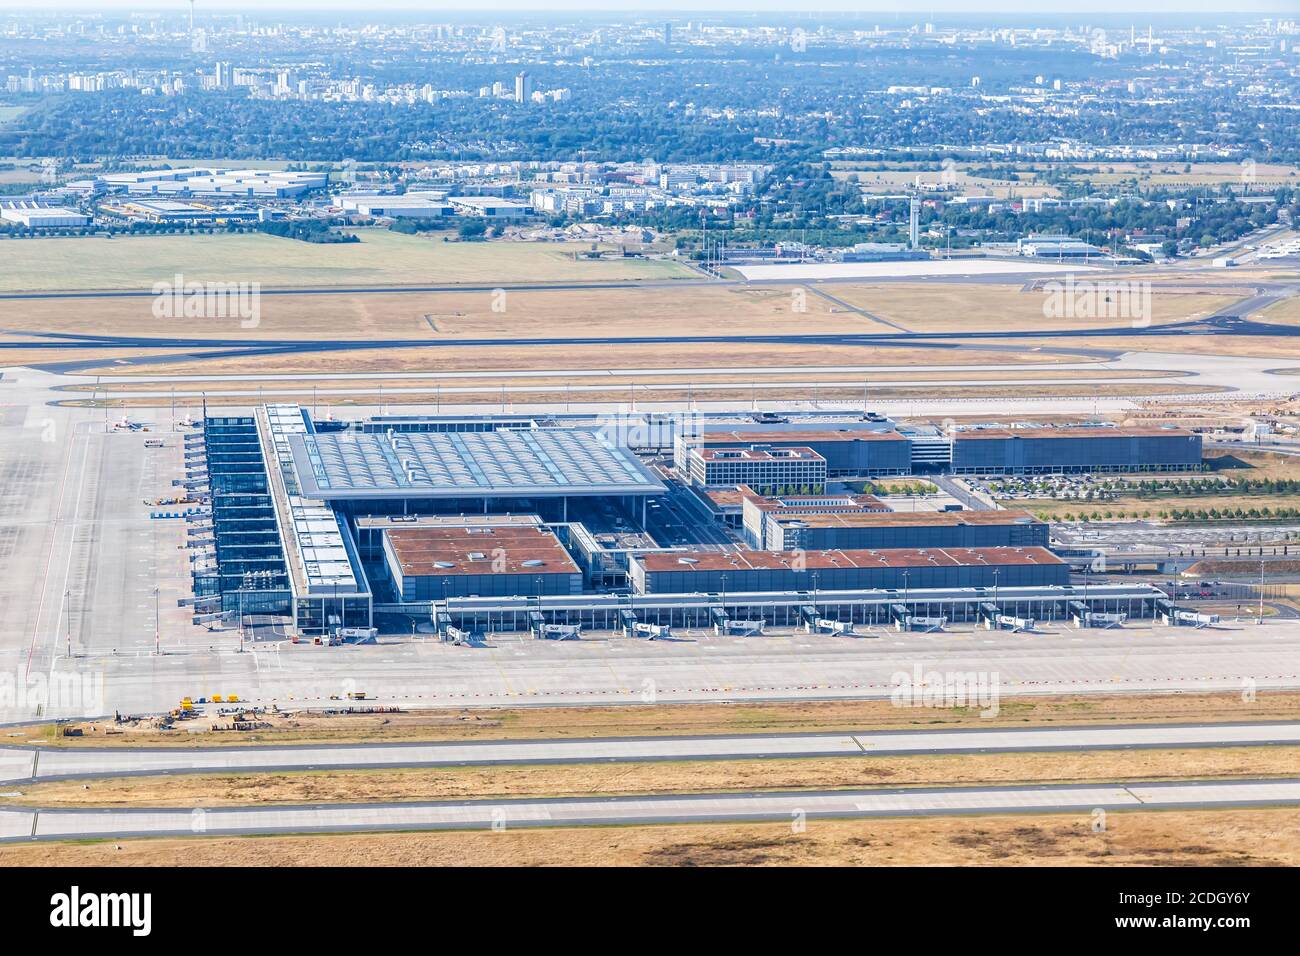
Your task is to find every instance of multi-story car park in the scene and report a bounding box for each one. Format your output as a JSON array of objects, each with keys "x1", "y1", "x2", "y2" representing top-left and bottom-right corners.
[{"x1": 950, "y1": 427, "x2": 1203, "y2": 475}]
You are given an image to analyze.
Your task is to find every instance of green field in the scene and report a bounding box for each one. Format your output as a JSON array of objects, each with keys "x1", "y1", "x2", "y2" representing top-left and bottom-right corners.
[
  {"x1": 0, "y1": 106, "x2": 28, "y2": 123},
  {"x1": 0, "y1": 229, "x2": 695, "y2": 291}
]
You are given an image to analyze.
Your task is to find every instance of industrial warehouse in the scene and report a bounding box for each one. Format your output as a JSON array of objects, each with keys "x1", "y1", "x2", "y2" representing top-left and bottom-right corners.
[{"x1": 184, "y1": 404, "x2": 1202, "y2": 639}]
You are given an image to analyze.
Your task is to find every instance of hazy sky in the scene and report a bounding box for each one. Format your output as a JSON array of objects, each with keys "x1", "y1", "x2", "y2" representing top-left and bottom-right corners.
[{"x1": 0, "y1": 0, "x2": 1295, "y2": 14}]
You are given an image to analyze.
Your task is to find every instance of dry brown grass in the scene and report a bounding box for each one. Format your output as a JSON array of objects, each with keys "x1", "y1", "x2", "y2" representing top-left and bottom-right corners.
[
  {"x1": 6, "y1": 747, "x2": 1297, "y2": 809},
  {"x1": 28, "y1": 342, "x2": 1067, "y2": 380},
  {"x1": 1017, "y1": 333, "x2": 1300, "y2": 360},
  {"x1": 1206, "y1": 451, "x2": 1300, "y2": 482},
  {"x1": 24, "y1": 691, "x2": 1300, "y2": 749},
  {"x1": 823, "y1": 284, "x2": 1236, "y2": 333},
  {"x1": 1258, "y1": 297, "x2": 1300, "y2": 327},
  {"x1": 1, "y1": 808, "x2": 1295, "y2": 866},
  {"x1": 1022, "y1": 493, "x2": 1300, "y2": 520},
  {"x1": 0, "y1": 284, "x2": 860, "y2": 343}
]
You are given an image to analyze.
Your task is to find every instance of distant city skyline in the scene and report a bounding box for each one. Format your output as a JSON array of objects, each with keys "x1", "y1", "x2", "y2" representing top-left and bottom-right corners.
[{"x1": 3, "y1": 1, "x2": 1298, "y2": 16}]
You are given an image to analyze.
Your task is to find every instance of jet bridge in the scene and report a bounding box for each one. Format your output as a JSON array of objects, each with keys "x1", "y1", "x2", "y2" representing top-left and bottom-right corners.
[
  {"x1": 978, "y1": 601, "x2": 1035, "y2": 632},
  {"x1": 1069, "y1": 601, "x2": 1126, "y2": 628},
  {"x1": 536, "y1": 622, "x2": 582, "y2": 640},
  {"x1": 800, "y1": 606, "x2": 855, "y2": 635},
  {"x1": 1156, "y1": 598, "x2": 1220, "y2": 628},
  {"x1": 891, "y1": 603, "x2": 946, "y2": 632},
  {"x1": 630, "y1": 621, "x2": 672, "y2": 640}
]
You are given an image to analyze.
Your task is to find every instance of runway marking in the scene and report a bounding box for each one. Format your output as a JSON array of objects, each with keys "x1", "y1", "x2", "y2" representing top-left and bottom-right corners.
[{"x1": 27, "y1": 422, "x2": 92, "y2": 682}]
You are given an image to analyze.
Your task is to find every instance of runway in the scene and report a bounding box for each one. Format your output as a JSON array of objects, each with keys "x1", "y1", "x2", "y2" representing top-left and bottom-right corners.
[
  {"x1": 4, "y1": 778, "x2": 1299, "y2": 841},
  {"x1": 10, "y1": 312, "x2": 1300, "y2": 376},
  {"x1": 43, "y1": 350, "x2": 1300, "y2": 404},
  {"x1": 4, "y1": 721, "x2": 1298, "y2": 784}
]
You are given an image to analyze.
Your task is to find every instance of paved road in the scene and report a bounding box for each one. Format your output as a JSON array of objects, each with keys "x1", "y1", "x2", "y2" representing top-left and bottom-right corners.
[
  {"x1": 4, "y1": 778, "x2": 1299, "y2": 840},
  {"x1": 3, "y1": 721, "x2": 1298, "y2": 784}
]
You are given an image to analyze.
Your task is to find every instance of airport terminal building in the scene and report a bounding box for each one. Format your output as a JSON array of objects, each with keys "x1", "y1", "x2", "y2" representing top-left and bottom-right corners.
[
  {"x1": 188, "y1": 405, "x2": 1174, "y2": 636},
  {"x1": 753, "y1": 508, "x2": 1052, "y2": 553},
  {"x1": 677, "y1": 426, "x2": 912, "y2": 478},
  {"x1": 629, "y1": 546, "x2": 1069, "y2": 595}
]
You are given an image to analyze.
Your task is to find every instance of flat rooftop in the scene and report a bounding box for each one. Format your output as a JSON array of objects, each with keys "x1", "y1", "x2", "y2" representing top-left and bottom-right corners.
[
  {"x1": 699, "y1": 429, "x2": 909, "y2": 444},
  {"x1": 746, "y1": 490, "x2": 889, "y2": 513},
  {"x1": 290, "y1": 427, "x2": 666, "y2": 500},
  {"x1": 358, "y1": 514, "x2": 543, "y2": 530},
  {"x1": 771, "y1": 509, "x2": 1044, "y2": 529},
  {"x1": 386, "y1": 526, "x2": 580, "y2": 577},
  {"x1": 697, "y1": 446, "x2": 824, "y2": 462},
  {"x1": 637, "y1": 546, "x2": 1063, "y2": 573},
  {"x1": 954, "y1": 427, "x2": 1197, "y2": 440}
]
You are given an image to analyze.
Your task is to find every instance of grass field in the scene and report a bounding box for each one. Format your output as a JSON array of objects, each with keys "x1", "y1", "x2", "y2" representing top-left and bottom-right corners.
[
  {"x1": 23, "y1": 691, "x2": 1298, "y2": 749},
  {"x1": 1065, "y1": 161, "x2": 1300, "y2": 188},
  {"x1": 0, "y1": 283, "x2": 861, "y2": 342},
  {"x1": 1206, "y1": 450, "x2": 1300, "y2": 481},
  {"x1": 0, "y1": 229, "x2": 695, "y2": 292},
  {"x1": 16, "y1": 341, "x2": 1069, "y2": 382},
  {"x1": 829, "y1": 166, "x2": 1059, "y2": 199},
  {"x1": 6, "y1": 746, "x2": 1295, "y2": 809},
  {"x1": 1259, "y1": 296, "x2": 1300, "y2": 327},
  {"x1": 1022, "y1": 493, "x2": 1300, "y2": 521},
  {"x1": 0, "y1": 273, "x2": 1255, "y2": 379},
  {"x1": 7, "y1": 693, "x2": 1292, "y2": 865},
  {"x1": 1, "y1": 808, "x2": 1293, "y2": 866},
  {"x1": 825, "y1": 283, "x2": 1238, "y2": 333}
]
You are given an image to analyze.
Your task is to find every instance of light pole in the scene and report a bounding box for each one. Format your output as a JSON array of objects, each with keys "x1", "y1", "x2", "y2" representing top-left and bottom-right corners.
[
  {"x1": 64, "y1": 589, "x2": 71, "y2": 659},
  {"x1": 153, "y1": 586, "x2": 161, "y2": 655},
  {"x1": 1257, "y1": 558, "x2": 1266, "y2": 625}
]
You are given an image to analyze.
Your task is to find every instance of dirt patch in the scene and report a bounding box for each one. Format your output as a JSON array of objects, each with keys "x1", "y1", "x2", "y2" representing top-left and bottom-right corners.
[
  {"x1": 6, "y1": 746, "x2": 1297, "y2": 809},
  {"x1": 24, "y1": 691, "x2": 1300, "y2": 749},
  {"x1": 1, "y1": 809, "x2": 1294, "y2": 866}
]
